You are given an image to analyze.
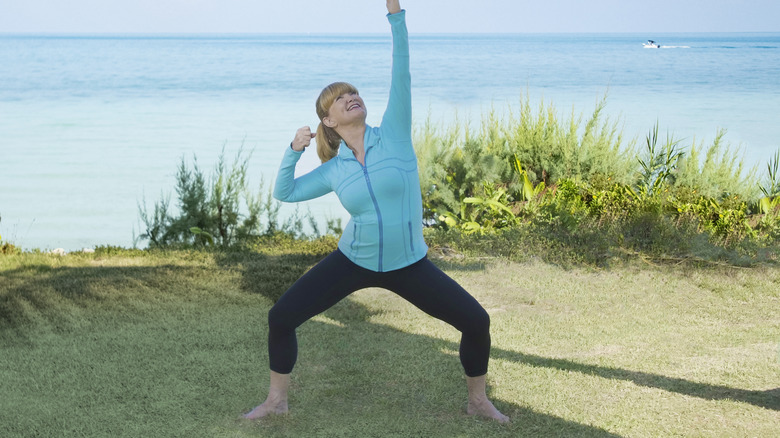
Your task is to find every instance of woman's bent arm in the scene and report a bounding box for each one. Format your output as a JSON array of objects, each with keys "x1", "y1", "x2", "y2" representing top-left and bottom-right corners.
[{"x1": 273, "y1": 146, "x2": 332, "y2": 202}]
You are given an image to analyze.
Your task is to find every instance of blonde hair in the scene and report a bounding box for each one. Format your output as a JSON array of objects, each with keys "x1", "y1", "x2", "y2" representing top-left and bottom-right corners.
[{"x1": 315, "y1": 82, "x2": 359, "y2": 163}]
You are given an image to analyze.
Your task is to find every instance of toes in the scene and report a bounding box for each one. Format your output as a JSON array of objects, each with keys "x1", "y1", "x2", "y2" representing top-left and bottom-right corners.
[
  {"x1": 243, "y1": 405, "x2": 271, "y2": 420},
  {"x1": 467, "y1": 401, "x2": 509, "y2": 423}
]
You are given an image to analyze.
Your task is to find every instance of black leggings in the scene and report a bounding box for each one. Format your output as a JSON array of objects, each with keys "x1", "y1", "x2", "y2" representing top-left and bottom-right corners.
[{"x1": 267, "y1": 249, "x2": 491, "y2": 377}]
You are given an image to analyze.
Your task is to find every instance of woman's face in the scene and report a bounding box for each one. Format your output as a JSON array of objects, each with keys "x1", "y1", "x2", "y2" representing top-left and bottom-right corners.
[{"x1": 325, "y1": 91, "x2": 366, "y2": 128}]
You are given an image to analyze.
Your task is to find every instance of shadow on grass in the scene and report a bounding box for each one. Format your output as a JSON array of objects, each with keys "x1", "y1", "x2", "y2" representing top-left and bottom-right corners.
[
  {"x1": 0, "y1": 251, "x2": 326, "y2": 347},
  {"x1": 0, "y1": 263, "x2": 208, "y2": 345},
  {"x1": 306, "y1": 301, "x2": 780, "y2": 415},
  {"x1": 224, "y1": 251, "x2": 334, "y2": 303},
  {"x1": 216, "y1": 249, "x2": 488, "y2": 301},
  {"x1": 225, "y1": 249, "x2": 780, "y2": 415},
  {"x1": 489, "y1": 348, "x2": 780, "y2": 412},
  {"x1": 0, "y1": 249, "x2": 326, "y2": 332}
]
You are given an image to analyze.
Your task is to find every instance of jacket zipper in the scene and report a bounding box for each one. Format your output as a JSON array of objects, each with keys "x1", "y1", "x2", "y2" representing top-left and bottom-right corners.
[{"x1": 360, "y1": 153, "x2": 384, "y2": 272}]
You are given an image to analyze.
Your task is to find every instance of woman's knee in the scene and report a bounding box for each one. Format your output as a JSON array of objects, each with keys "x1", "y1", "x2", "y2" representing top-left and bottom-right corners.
[
  {"x1": 268, "y1": 304, "x2": 296, "y2": 333},
  {"x1": 472, "y1": 306, "x2": 491, "y2": 334},
  {"x1": 456, "y1": 305, "x2": 490, "y2": 336}
]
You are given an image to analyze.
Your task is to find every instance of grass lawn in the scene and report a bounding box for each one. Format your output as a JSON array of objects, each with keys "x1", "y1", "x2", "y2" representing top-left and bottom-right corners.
[{"x1": 1, "y1": 242, "x2": 779, "y2": 437}]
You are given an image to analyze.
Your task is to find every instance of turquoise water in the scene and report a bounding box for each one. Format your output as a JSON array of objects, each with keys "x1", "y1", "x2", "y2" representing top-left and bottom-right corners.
[{"x1": 1, "y1": 33, "x2": 779, "y2": 250}]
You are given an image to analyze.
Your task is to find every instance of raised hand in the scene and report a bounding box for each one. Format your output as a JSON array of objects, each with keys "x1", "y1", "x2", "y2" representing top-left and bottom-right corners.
[
  {"x1": 386, "y1": 0, "x2": 401, "y2": 14},
  {"x1": 291, "y1": 126, "x2": 316, "y2": 152}
]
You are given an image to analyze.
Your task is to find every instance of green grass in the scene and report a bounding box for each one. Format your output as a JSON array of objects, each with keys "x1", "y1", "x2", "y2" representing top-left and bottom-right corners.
[{"x1": 2, "y1": 240, "x2": 779, "y2": 437}]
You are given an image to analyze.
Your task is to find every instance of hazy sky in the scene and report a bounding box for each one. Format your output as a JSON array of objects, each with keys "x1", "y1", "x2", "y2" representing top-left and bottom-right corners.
[{"x1": 2, "y1": 0, "x2": 779, "y2": 34}]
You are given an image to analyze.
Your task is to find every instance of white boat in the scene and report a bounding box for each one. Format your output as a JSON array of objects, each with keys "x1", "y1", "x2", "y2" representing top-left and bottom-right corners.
[{"x1": 643, "y1": 40, "x2": 660, "y2": 48}]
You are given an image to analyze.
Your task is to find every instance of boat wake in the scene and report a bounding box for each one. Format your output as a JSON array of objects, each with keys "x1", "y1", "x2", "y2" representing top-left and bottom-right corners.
[{"x1": 643, "y1": 40, "x2": 691, "y2": 49}]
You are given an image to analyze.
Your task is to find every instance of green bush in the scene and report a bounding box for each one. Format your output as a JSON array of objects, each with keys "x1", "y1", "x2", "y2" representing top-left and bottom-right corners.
[
  {"x1": 673, "y1": 129, "x2": 758, "y2": 201},
  {"x1": 0, "y1": 240, "x2": 20, "y2": 255},
  {"x1": 416, "y1": 95, "x2": 636, "y2": 229},
  {"x1": 502, "y1": 95, "x2": 636, "y2": 186},
  {"x1": 137, "y1": 147, "x2": 341, "y2": 248},
  {"x1": 414, "y1": 97, "x2": 779, "y2": 263}
]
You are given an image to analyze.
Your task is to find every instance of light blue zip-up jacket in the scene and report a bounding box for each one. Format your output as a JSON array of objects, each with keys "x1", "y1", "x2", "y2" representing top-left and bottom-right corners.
[{"x1": 273, "y1": 10, "x2": 427, "y2": 272}]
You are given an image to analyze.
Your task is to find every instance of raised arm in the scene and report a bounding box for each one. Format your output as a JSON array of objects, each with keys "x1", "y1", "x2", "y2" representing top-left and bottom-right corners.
[{"x1": 380, "y1": 2, "x2": 411, "y2": 142}]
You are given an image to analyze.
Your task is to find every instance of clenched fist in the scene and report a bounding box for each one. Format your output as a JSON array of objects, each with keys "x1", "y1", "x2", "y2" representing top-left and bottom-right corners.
[{"x1": 291, "y1": 126, "x2": 316, "y2": 152}]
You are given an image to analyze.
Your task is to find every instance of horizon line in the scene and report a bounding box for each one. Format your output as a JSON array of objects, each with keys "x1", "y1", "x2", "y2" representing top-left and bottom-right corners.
[{"x1": 3, "y1": 30, "x2": 780, "y2": 37}]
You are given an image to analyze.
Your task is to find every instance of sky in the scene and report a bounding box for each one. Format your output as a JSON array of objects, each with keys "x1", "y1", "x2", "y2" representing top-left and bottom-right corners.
[{"x1": 2, "y1": 0, "x2": 780, "y2": 34}]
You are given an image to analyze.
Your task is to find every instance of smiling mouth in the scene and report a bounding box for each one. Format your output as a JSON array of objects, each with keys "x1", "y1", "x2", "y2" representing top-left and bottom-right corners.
[{"x1": 348, "y1": 103, "x2": 361, "y2": 111}]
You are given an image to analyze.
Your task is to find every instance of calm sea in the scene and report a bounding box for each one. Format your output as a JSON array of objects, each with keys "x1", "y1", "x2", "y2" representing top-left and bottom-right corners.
[{"x1": 1, "y1": 32, "x2": 779, "y2": 250}]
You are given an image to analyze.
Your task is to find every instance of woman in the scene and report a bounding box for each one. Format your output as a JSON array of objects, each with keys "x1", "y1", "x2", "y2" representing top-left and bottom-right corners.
[{"x1": 244, "y1": 0, "x2": 508, "y2": 423}]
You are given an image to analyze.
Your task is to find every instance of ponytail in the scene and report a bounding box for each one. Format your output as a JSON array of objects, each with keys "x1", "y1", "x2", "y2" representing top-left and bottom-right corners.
[{"x1": 316, "y1": 122, "x2": 341, "y2": 163}]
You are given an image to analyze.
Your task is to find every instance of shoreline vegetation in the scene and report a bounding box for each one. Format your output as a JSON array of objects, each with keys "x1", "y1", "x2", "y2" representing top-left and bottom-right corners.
[
  {"x1": 7, "y1": 95, "x2": 777, "y2": 265},
  {"x1": 2, "y1": 96, "x2": 780, "y2": 436},
  {"x1": 1, "y1": 97, "x2": 779, "y2": 268}
]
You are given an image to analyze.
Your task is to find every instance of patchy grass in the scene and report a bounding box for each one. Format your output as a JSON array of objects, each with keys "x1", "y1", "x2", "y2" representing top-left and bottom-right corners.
[{"x1": 1, "y1": 242, "x2": 779, "y2": 437}]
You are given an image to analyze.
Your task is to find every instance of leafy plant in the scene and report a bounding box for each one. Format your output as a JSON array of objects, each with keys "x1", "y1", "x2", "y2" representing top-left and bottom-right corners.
[
  {"x1": 137, "y1": 146, "x2": 339, "y2": 248},
  {"x1": 636, "y1": 121, "x2": 684, "y2": 197},
  {"x1": 752, "y1": 151, "x2": 780, "y2": 239},
  {"x1": 189, "y1": 227, "x2": 215, "y2": 246},
  {"x1": 671, "y1": 195, "x2": 754, "y2": 243},
  {"x1": 0, "y1": 238, "x2": 20, "y2": 255},
  {"x1": 137, "y1": 192, "x2": 172, "y2": 246},
  {"x1": 759, "y1": 148, "x2": 780, "y2": 199},
  {"x1": 461, "y1": 183, "x2": 519, "y2": 232}
]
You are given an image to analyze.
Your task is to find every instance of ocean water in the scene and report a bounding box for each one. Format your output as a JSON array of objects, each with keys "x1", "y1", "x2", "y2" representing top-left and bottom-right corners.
[{"x1": 1, "y1": 32, "x2": 779, "y2": 250}]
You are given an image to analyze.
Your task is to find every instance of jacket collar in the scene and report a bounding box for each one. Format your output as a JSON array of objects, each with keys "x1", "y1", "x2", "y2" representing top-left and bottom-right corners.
[{"x1": 337, "y1": 124, "x2": 379, "y2": 161}]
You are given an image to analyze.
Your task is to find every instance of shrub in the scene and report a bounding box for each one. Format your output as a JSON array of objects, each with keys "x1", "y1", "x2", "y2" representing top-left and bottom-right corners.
[
  {"x1": 416, "y1": 96, "x2": 637, "y2": 233},
  {"x1": 415, "y1": 96, "x2": 779, "y2": 262},
  {"x1": 137, "y1": 146, "x2": 340, "y2": 248},
  {"x1": 0, "y1": 240, "x2": 20, "y2": 255},
  {"x1": 673, "y1": 129, "x2": 759, "y2": 201}
]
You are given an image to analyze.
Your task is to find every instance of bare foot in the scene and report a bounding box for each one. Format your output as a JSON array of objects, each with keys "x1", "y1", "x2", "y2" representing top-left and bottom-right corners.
[
  {"x1": 244, "y1": 371, "x2": 291, "y2": 420},
  {"x1": 467, "y1": 398, "x2": 510, "y2": 423},
  {"x1": 243, "y1": 397, "x2": 288, "y2": 420}
]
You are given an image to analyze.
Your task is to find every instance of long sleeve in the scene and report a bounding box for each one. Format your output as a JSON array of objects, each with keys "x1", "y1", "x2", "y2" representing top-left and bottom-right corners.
[
  {"x1": 273, "y1": 146, "x2": 333, "y2": 202},
  {"x1": 379, "y1": 10, "x2": 411, "y2": 143}
]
